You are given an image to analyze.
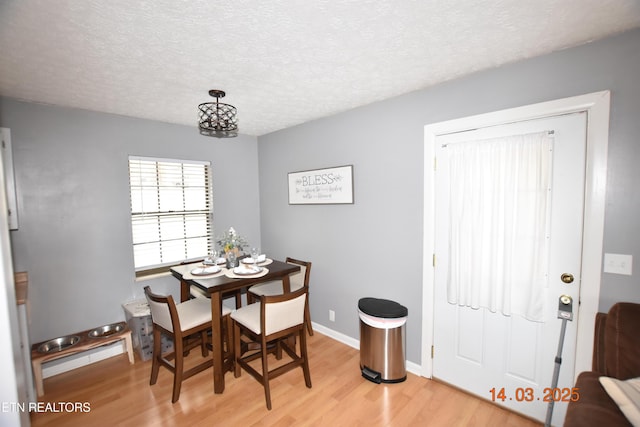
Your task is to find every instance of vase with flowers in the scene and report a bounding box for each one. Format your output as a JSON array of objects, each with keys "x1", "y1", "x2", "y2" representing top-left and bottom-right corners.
[{"x1": 216, "y1": 227, "x2": 248, "y2": 267}]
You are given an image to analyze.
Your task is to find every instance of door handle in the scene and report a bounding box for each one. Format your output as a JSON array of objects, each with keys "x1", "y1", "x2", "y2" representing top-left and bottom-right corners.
[{"x1": 561, "y1": 273, "x2": 574, "y2": 284}]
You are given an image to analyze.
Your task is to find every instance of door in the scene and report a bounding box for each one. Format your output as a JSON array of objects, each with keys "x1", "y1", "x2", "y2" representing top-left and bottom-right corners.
[{"x1": 432, "y1": 112, "x2": 586, "y2": 425}]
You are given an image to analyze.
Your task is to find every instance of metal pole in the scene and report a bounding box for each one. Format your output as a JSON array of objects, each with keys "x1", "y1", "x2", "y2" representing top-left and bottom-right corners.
[{"x1": 544, "y1": 317, "x2": 568, "y2": 427}]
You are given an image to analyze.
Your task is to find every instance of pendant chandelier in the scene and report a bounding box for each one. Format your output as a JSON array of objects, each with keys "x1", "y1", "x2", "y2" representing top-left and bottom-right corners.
[{"x1": 198, "y1": 89, "x2": 238, "y2": 138}]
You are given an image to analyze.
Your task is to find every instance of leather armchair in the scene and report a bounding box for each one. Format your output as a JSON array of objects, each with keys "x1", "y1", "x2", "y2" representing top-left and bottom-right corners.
[{"x1": 564, "y1": 302, "x2": 640, "y2": 426}]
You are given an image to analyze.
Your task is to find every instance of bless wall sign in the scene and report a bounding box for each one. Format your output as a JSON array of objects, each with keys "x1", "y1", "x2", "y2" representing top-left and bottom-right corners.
[{"x1": 288, "y1": 165, "x2": 354, "y2": 205}]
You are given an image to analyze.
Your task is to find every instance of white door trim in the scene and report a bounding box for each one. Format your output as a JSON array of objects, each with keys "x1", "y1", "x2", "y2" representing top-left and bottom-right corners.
[{"x1": 421, "y1": 91, "x2": 610, "y2": 379}]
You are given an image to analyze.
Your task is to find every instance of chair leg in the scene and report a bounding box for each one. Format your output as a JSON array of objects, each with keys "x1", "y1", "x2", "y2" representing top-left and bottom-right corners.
[
  {"x1": 233, "y1": 321, "x2": 242, "y2": 378},
  {"x1": 172, "y1": 335, "x2": 184, "y2": 403},
  {"x1": 305, "y1": 304, "x2": 314, "y2": 336},
  {"x1": 200, "y1": 330, "x2": 209, "y2": 357},
  {"x1": 300, "y1": 329, "x2": 312, "y2": 388},
  {"x1": 150, "y1": 327, "x2": 162, "y2": 385},
  {"x1": 224, "y1": 315, "x2": 233, "y2": 359},
  {"x1": 261, "y1": 335, "x2": 272, "y2": 410}
]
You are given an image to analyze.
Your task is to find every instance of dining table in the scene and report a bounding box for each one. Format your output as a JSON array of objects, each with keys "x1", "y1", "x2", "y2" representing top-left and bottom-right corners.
[{"x1": 170, "y1": 258, "x2": 301, "y2": 394}]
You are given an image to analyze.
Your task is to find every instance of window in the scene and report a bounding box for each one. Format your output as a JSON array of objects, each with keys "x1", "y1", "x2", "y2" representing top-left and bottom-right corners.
[{"x1": 128, "y1": 156, "x2": 212, "y2": 276}]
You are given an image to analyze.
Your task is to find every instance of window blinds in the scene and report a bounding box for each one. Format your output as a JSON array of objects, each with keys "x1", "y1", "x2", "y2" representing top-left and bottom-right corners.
[{"x1": 128, "y1": 157, "x2": 212, "y2": 271}]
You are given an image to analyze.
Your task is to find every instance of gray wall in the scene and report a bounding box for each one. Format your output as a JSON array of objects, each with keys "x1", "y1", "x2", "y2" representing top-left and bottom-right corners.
[
  {"x1": 258, "y1": 29, "x2": 640, "y2": 364},
  {"x1": 0, "y1": 98, "x2": 261, "y2": 343}
]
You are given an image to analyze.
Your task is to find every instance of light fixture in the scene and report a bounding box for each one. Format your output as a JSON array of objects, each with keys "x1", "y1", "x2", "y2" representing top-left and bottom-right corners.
[{"x1": 198, "y1": 89, "x2": 238, "y2": 138}]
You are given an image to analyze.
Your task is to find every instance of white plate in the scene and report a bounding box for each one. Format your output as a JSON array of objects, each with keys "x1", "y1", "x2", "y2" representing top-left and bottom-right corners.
[
  {"x1": 242, "y1": 255, "x2": 266, "y2": 264},
  {"x1": 191, "y1": 266, "x2": 221, "y2": 276},
  {"x1": 233, "y1": 265, "x2": 262, "y2": 275},
  {"x1": 205, "y1": 258, "x2": 226, "y2": 265}
]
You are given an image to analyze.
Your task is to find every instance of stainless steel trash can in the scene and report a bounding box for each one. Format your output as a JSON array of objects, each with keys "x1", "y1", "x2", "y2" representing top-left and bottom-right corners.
[{"x1": 358, "y1": 297, "x2": 408, "y2": 383}]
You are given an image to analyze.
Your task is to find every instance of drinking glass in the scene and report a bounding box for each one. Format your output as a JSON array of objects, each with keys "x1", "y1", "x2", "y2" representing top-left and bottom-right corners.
[
  {"x1": 251, "y1": 247, "x2": 260, "y2": 267},
  {"x1": 227, "y1": 251, "x2": 237, "y2": 268}
]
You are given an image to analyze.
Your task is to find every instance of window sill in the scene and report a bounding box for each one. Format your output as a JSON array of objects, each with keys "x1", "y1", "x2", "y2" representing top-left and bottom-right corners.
[{"x1": 134, "y1": 271, "x2": 172, "y2": 282}]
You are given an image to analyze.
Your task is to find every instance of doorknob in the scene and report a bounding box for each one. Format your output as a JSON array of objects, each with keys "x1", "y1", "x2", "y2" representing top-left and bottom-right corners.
[{"x1": 561, "y1": 273, "x2": 574, "y2": 284}]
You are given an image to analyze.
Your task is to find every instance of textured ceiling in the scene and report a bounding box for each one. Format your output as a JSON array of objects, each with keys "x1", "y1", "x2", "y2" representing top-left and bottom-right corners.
[{"x1": 1, "y1": 1, "x2": 640, "y2": 136}]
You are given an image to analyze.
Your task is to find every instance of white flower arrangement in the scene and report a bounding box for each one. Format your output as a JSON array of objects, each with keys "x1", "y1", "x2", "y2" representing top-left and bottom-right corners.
[{"x1": 216, "y1": 227, "x2": 248, "y2": 253}]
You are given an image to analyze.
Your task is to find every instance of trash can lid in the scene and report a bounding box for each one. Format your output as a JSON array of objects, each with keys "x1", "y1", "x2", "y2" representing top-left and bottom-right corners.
[{"x1": 358, "y1": 297, "x2": 408, "y2": 318}]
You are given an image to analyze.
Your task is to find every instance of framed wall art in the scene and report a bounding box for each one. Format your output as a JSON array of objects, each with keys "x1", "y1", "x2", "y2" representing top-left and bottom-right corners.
[{"x1": 288, "y1": 165, "x2": 354, "y2": 205}]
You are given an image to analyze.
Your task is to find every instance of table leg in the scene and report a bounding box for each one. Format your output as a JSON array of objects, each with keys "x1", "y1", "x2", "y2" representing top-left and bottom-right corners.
[
  {"x1": 180, "y1": 279, "x2": 190, "y2": 302},
  {"x1": 210, "y1": 292, "x2": 225, "y2": 394}
]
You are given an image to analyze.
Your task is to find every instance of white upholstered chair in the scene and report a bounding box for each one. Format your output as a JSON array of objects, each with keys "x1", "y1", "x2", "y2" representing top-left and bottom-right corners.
[
  {"x1": 230, "y1": 286, "x2": 312, "y2": 410},
  {"x1": 144, "y1": 286, "x2": 231, "y2": 403},
  {"x1": 247, "y1": 257, "x2": 313, "y2": 335}
]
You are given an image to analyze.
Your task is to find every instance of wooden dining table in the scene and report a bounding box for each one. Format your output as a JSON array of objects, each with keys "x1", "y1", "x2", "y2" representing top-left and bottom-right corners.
[{"x1": 170, "y1": 259, "x2": 300, "y2": 394}]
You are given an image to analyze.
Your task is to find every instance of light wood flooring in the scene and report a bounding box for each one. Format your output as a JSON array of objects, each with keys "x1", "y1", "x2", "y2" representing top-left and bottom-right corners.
[{"x1": 30, "y1": 332, "x2": 541, "y2": 426}]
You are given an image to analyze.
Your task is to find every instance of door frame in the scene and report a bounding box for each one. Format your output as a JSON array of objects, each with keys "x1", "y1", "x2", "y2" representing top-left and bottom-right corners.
[{"x1": 421, "y1": 91, "x2": 610, "y2": 379}]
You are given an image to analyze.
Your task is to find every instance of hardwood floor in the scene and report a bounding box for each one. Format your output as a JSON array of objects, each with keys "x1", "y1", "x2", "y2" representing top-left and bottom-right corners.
[{"x1": 30, "y1": 332, "x2": 541, "y2": 426}]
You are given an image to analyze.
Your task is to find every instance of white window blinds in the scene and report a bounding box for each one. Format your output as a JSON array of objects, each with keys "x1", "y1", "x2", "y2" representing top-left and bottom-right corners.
[{"x1": 128, "y1": 156, "x2": 212, "y2": 272}]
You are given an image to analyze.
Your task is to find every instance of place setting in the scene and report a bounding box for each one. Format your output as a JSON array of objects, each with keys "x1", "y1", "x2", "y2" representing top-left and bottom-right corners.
[
  {"x1": 203, "y1": 251, "x2": 227, "y2": 267},
  {"x1": 240, "y1": 251, "x2": 273, "y2": 267},
  {"x1": 225, "y1": 247, "x2": 270, "y2": 279},
  {"x1": 184, "y1": 264, "x2": 224, "y2": 280},
  {"x1": 182, "y1": 251, "x2": 227, "y2": 280}
]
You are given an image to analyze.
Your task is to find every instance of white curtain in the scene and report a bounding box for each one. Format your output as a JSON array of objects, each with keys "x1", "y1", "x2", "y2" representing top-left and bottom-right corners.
[{"x1": 446, "y1": 131, "x2": 553, "y2": 322}]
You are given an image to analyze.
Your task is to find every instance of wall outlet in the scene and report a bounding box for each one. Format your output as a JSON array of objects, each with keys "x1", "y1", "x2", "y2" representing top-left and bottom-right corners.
[
  {"x1": 603, "y1": 253, "x2": 633, "y2": 275},
  {"x1": 329, "y1": 310, "x2": 335, "y2": 322}
]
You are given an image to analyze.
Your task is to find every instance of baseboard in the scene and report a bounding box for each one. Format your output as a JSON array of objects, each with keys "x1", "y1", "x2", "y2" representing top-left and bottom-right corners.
[
  {"x1": 42, "y1": 341, "x2": 126, "y2": 379},
  {"x1": 311, "y1": 322, "x2": 422, "y2": 377},
  {"x1": 42, "y1": 323, "x2": 423, "y2": 379}
]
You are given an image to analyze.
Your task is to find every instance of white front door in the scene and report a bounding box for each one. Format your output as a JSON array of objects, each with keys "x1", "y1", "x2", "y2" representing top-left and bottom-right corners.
[{"x1": 432, "y1": 112, "x2": 586, "y2": 425}]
